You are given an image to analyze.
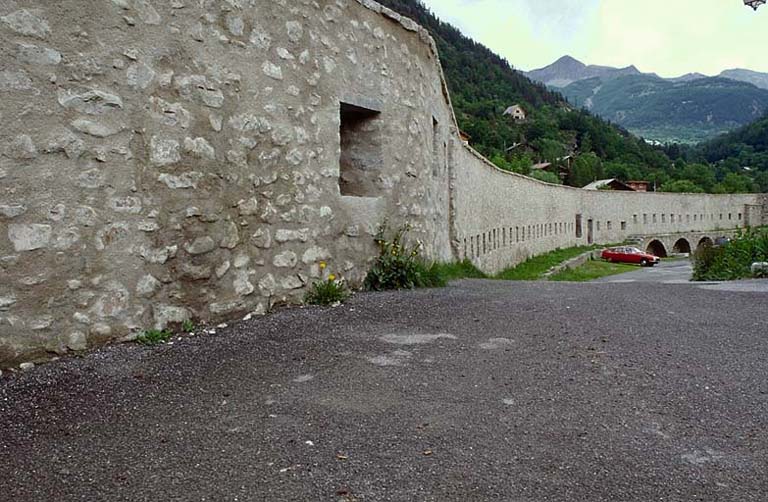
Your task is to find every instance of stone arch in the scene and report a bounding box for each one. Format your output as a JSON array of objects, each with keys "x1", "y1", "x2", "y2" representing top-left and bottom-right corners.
[
  {"x1": 672, "y1": 238, "x2": 692, "y2": 254},
  {"x1": 697, "y1": 236, "x2": 714, "y2": 252},
  {"x1": 646, "y1": 239, "x2": 668, "y2": 258}
]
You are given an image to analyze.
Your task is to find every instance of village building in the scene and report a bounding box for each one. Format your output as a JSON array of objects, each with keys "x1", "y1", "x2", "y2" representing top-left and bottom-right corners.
[
  {"x1": 583, "y1": 179, "x2": 636, "y2": 191},
  {"x1": 503, "y1": 104, "x2": 527, "y2": 121}
]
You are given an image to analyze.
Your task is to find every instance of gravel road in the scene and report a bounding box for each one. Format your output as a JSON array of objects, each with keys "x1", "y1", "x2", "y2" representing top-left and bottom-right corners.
[{"x1": 2, "y1": 278, "x2": 767, "y2": 501}]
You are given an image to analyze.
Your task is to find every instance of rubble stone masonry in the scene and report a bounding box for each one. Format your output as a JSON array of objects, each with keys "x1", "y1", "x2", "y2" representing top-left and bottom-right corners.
[{"x1": 0, "y1": 0, "x2": 764, "y2": 365}]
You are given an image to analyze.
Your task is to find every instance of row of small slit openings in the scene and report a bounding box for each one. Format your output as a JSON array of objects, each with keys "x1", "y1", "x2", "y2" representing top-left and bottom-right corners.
[
  {"x1": 464, "y1": 222, "x2": 575, "y2": 259},
  {"x1": 466, "y1": 210, "x2": 743, "y2": 259}
]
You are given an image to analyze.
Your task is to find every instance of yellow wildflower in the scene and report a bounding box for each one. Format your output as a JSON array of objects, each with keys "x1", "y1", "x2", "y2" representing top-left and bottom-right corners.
[
  {"x1": 328, "y1": 274, "x2": 336, "y2": 281},
  {"x1": 319, "y1": 261, "x2": 327, "y2": 270}
]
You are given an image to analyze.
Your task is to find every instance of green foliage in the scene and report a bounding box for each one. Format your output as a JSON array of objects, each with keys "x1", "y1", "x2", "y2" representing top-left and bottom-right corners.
[
  {"x1": 568, "y1": 153, "x2": 603, "y2": 187},
  {"x1": 658, "y1": 180, "x2": 705, "y2": 193},
  {"x1": 529, "y1": 170, "x2": 562, "y2": 184},
  {"x1": 181, "y1": 319, "x2": 195, "y2": 332},
  {"x1": 495, "y1": 246, "x2": 600, "y2": 280},
  {"x1": 305, "y1": 277, "x2": 350, "y2": 306},
  {"x1": 712, "y1": 172, "x2": 757, "y2": 194},
  {"x1": 428, "y1": 259, "x2": 487, "y2": 281},
  {"x1": 548, "y1": 260, "x2": 636, "y2": 282},
  {"x1": 491, "y1": 153, "x2": 534, "y2": 175},
  {"x1": 364, "y1": 223, "x2": 445, "y2": 290},
  {"x1": 669, "y1": 113, "x2": 768, "y2": 193},
  {"x1": 136, "y1": 329, "x2": 173, "y2": 346},
  {"x1": 692, "y1": 228, "x2": 768, "y2": 281}
]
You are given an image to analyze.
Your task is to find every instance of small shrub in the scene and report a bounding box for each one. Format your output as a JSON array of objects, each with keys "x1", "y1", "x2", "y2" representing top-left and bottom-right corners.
[
  {"x1": 693, "y1": 228, "x2": 768, "y2": 281},
  {"x1": 136, "y1": 329, "x2": 173, "y2": 346},
  {"x1": 305, "y1": 273, "x2": 350, "y2": 306},
  {"x1": 364, "y1": 223, "x2": 444, "y2": 290}
]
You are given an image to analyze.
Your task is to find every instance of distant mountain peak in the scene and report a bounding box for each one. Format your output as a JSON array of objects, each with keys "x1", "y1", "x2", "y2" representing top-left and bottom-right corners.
[
  {"x1": 526, "y1": 56, "x2": 641, "y2": 88},
  {"x1": 719, "y1": 68, "x2": 768, "y2": 90},
  {"x1": 528, "y1": 55, "x2": 768, "y2": 92},
  {"x1": 554, "y1": 55, "x2": 584, "y2": 65},
  {"x1": 669, "y1": 72, "x2": 708, "y2": 83}
]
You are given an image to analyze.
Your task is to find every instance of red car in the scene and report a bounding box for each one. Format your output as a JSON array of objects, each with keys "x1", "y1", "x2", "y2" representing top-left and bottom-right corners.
[{"x1": 601, "y1": 246, "x2": 661, "y2": 267}]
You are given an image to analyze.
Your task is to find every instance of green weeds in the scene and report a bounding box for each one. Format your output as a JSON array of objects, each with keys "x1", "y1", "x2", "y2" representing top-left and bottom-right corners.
[
  {"x1": 364, "y1": 223, "x2": 445, "y2": 290},
  {"x1": 305, "y1": 277, "x2": 350, "y2": 305},
  {"x1": 136, "y1": 329, "x2": 173, "y2": 346},
  {"x1": 548, "y1": 259, "x2": 637, "y2": 282},
  {"x1": 693, "y1": 228, "x2": 768, "y2": 281}
]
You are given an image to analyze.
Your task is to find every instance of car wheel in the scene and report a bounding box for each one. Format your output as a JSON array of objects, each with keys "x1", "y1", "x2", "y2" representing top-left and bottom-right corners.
[{"x1": 640, "y1": 259, "x2": 648, "y2": 267}]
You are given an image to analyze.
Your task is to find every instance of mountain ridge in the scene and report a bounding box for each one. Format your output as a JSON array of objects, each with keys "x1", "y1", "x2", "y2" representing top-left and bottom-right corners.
[
  {"x1": 526, "y1": 55, "x2": 768, "y2": 90},
  {"x1": 526, "y1": 56, "x2": 768, "y2": 143},
  {"x1": 526, "y1": 55, "x2": 643, "y2": 88}
]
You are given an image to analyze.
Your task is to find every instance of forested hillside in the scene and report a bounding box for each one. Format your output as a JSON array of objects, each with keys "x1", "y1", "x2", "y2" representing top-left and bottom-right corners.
[
  {"x1": 377, "y1": 0, "x2": 764, "y2": 193},
  {"x1": 666, "y1": 114, "x2": 768, "y2": 192},
  {"x1": 377, "y1": 0, "x2": 673, "y2": 187},
  {"x1": 559, "y1": 75, "x2": 768, "y2": 144}
]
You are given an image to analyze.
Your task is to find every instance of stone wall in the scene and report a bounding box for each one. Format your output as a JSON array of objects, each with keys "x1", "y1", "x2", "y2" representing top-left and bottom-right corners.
[
  {"x1": 452, "y1": 145, "x2": 762, "y2": 273},
  {"x1": 0, "y1": 0, "x2": 765, "y2": 366},
  {"x1": 0, "y1": 0, "x2": 454, "y2": 364}
]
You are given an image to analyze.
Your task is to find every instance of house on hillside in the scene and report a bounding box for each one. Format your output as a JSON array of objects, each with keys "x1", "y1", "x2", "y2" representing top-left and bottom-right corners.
[
  {"x1": 582, "y1": 178, "x2": 636, "y2": 191},
  {"x1": 626, "y1": 180, "x2": 650, "y2": 192},
  {"x1": 503, "y1": 104, "x2": 526, "y2": 121},
  {"x1": 532, "y1": 161, "x2": 569, "y2": 181}
]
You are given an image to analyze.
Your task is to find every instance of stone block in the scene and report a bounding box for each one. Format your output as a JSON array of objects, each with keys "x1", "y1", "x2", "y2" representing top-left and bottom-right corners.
[{"x1": 8, "y1": 224, "x2": 51, "y2": 251}]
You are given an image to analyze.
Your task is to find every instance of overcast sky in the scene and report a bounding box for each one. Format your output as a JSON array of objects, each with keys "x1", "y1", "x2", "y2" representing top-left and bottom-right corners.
[{"x1": 420, "y1": 0, "x2": 768, "y2": 77}]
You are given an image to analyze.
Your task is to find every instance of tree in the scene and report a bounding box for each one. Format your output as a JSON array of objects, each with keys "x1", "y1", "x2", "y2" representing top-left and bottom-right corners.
[
  {"x1": 677, "y1": 163, "x2": 716, "y2": 192},
  {"x1": 712, "y1": 173, "x2": 757, "y2": 193},
  {"x1": 568, "y1": 153, "x2": 603, "y2": 187},
  {"x1": 530, "y1": 170, "x2": 561, "y2": 184},
  {"x1": 658, "y1": 180, "x2": 705, "y2": 193},
  {"x1": 754, "y1": 171, "x2": 768, "y2": 192}
]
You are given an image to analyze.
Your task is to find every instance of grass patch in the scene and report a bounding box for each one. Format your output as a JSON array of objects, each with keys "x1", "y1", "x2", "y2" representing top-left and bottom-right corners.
[
  {"x1": 136, "y1": 329, "x2": 173, "y2": 346},
  {"x1": 428, "y1": 259, "x2": 487, "y2": 281},
  {"x1": 548, "y1": 259, "x2": 637, "y2": 282},
  {"x1": 305, "y1": 277, "x2": 351, "y2": 305},
  {"x1": 495, "y1": 245, "x2": 601, "y2": 281},
  {"x1": 662, "y1": 255, "x2": 690, "y2": 261}
]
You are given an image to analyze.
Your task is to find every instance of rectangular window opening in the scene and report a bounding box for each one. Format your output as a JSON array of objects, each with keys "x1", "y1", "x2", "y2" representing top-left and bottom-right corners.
[
  {"x1": 339, "y1": 102, "x2": 383, "y2": 197},
  {"x1": 431, "y1": 116, "x2": 440, "y2": 178},
  {"x1": 575, "y1": 214, "x2": 583, "y2": 239}
]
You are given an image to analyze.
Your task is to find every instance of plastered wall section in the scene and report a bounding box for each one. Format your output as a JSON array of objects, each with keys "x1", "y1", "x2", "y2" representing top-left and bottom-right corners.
[
  {"x1": 0, "y1": 0, "x2": 454, "y2": 365},
  {"x1": 452, "y1": 145, "x2": 763, "y2": 273}
]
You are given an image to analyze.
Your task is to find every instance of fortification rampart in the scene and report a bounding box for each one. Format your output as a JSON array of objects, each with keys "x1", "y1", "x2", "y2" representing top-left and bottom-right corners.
[
  {"x1": 452, "y1": 145, "x2": 760, "y2": 272},
  {"x1": 0, "y1": 0, "x2": 765, "y2": 365}
]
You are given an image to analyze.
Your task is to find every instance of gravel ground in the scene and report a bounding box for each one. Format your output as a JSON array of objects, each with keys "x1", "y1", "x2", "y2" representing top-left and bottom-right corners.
[{"x1": 1, "y1": 279, "x2": 767, "y2": 501}]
